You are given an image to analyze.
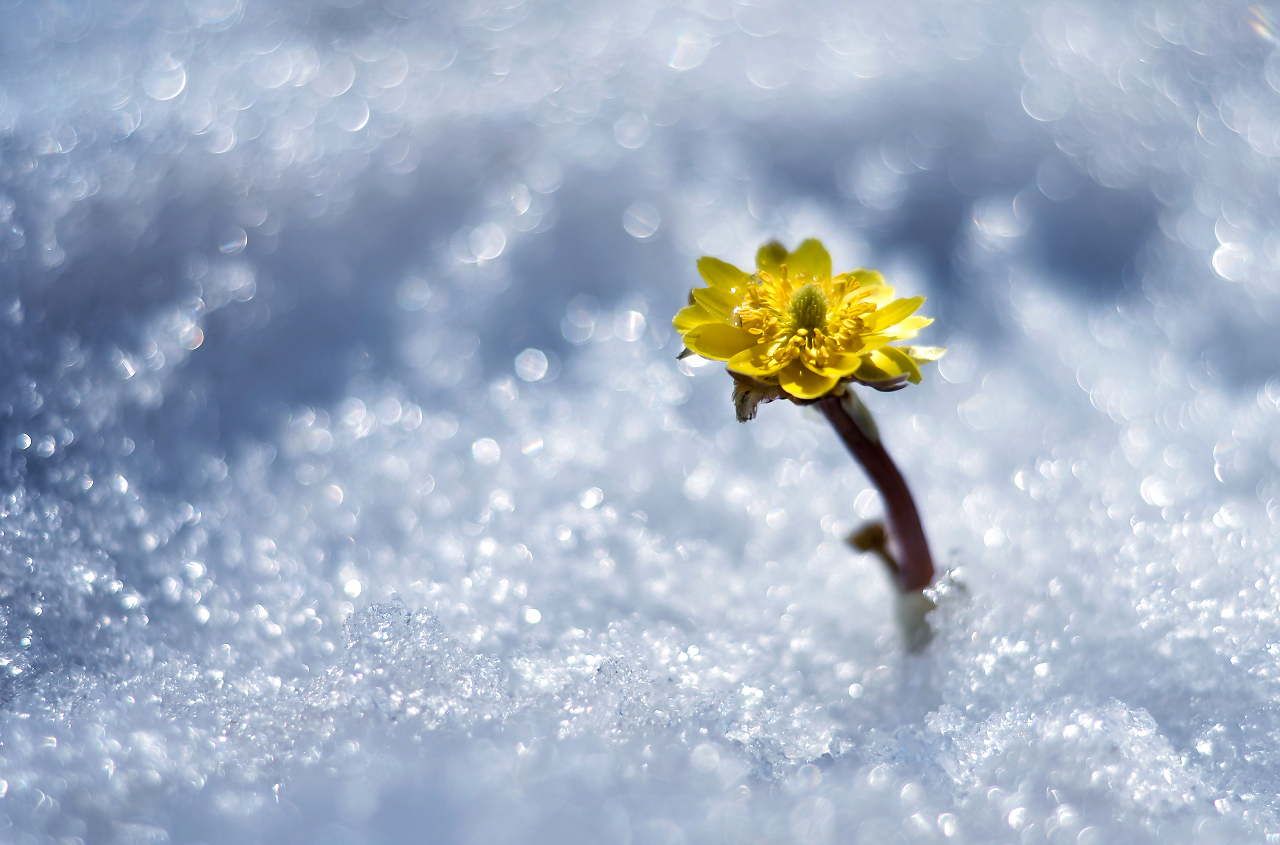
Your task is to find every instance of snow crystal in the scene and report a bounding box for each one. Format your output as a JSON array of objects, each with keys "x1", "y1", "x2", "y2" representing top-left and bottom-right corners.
[{"x1": 1, "y1": 0, "x2": 1280, "y2": 841}]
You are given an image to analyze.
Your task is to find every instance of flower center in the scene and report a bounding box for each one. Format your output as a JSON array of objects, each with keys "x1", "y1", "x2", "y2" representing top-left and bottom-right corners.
[{"x1": 788, "y1": 283, "x2": 828, "y2": 331}]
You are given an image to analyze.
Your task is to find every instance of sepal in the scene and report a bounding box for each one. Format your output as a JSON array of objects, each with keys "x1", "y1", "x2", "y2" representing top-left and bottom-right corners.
[{"x1": 731, "y1": 374, "x2": 784, "y2": 422}]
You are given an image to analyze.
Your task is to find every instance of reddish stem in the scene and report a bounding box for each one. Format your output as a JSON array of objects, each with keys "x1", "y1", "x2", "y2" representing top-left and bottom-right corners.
[{"x1": 818, "y1": 395, "x2": 935, "y2": 592}]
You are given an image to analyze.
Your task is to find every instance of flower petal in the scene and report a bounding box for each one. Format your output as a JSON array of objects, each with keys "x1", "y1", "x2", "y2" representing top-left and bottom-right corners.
[
  {"x1": 810, "y1": 352, "x2": 863, "y2": 378},
  {"x1": 900, "y1": 345, "x2": 946, "y2": 363},
  {"x1": 756, "y1": 241, "x2": 787, "y2": 275},
  {"x1": 857, "y1": 334, "x2": 894, "y2": 354},
  {"x1": 847, "y1": 269, "x2": 885, "y2": 290},
  {"x1": 852, "y1": 351, "x2": 898, "y2": 383},
  {"x1": 785, "y1": 238, "x2": 832, "y2": 281},
  {"x1": 691, "y1": 285, "x2": 742, "y2": 321},
  {"x1": 835, "y1": 271, "x2": 891, "y2": 306},
  {"x1": 869, "y1": 296, "x2": 924, "y2": 330},
  {"x1": 683, "y1": 323, "x2": 757, "y2": 361},
  {"x1": 672, "y1": 304, "x2": 718, "y2": 333},
  {"x1": 863, "y1": 283, "x2": 896, "y2": 306},
  {"x1": 890, "y1": 313, "x2": 931, "y2": 332},
  {"x1": 879, "y1": 315, "x2": 933, "y2": 339},
  {"x1": 727, "y1": 345, "x2": 784, "y2": 378},
  {"x1": 850, "y1": 356, "x2": 911, "y2": 391},
  {"x1": 778, "y1": 360, "x2": 838, "y2": 400},
  {"x1": 857, "y1": 272, "x2": 896, "y2": 302},
  {"x1": 877, "y1": 346, "x2": 923, "y2": 384},
  {"x1": 697, "y1": 256, "x2": 750, "y2": 291}
]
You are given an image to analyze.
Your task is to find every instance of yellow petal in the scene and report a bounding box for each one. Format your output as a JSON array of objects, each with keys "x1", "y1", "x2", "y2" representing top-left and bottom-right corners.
[
  {"x1": 672, "y1": 304, "x2": 718, "y2": 334},
  {"x1": 900, "y1": 345, "x2": 946, "y2": 363},
  {"x1": 894, "y1": 315, "x2": 934, "y2": 333},
  {"x1": 876, "y1": 315, "x2": 934, "y2": 342},
  {"x1": 865, "y1": 286, "x2": 895, "y2": 306},
  {"x1": 847, "y1": 269, "x2": 885, "y2": 290},
  {"x1": 697, "y1": 256, "x2": 750, "y2": 291},
  {"x1": 852, "y1": 354, "x2": 893, "y2": 383},
  {"x1": 728, "y1": 345, "x2": 785, "y2": 378},
  {"x1": 691, "y1": 285, "x2": 742, "y2": 321},
  {"x1": 683, "y1": 323, "x2": 757, "y2": 361},
  {"x1": 810, "y1": 352, "x2": 863, "y2": 378},
  {"x1": 756, "y1": 241, "x2": 787, "y2": 275},
  {"x1": 785, "y1": 239, "x2": 832, "y2": 281},
  {"x1": 836, "y1": 273, "x2": 892, "y2": 307},
  {"x1": 849, "y1": 354, "x2": 911, "y2": 391},
  {"x1": 778, "y1": 360, "x2": 838, "y2": 400},
  {"x1": 869, "y1": 296, "x2": 924, "y2": 330},
  {"x1": 853, "y1": 272, "x2": 895, "y2": 305},
  {"x1": 831, "y1": 270, "x2": 876, "y2": 297},
  {"x1": 877, "y1": 346, "x2": 923, "y2": 384},
  {"x1": 857, "y1": 334, "x2": 894, "y2": 354}
]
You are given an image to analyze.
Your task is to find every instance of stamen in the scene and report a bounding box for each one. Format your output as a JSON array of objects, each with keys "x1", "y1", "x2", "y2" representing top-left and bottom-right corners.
[{"x1": 788, "y1": 283, "x2": 828, "y2": 331}]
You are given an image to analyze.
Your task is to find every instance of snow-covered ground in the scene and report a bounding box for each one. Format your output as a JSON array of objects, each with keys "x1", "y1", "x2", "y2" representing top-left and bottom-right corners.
[{"x1": 2, "y1": 0, "x2": 1280, "y2": 841}]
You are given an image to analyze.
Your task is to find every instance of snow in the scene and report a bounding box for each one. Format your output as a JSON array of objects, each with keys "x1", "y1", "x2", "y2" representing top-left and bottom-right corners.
[{"x1": 1, "y1": 0, "x2": 1280, "y2": 841}]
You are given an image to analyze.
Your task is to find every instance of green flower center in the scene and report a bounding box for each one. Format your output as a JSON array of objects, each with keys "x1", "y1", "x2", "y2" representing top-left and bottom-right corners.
[{"x1": 788, "y1": 283, "x2": 828, "y2": 331}]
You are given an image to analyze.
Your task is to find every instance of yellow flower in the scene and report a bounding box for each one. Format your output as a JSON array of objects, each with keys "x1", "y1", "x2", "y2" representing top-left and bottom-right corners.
[{"x1": 673, "y1": 238, "x2": 943, "y2": 402}]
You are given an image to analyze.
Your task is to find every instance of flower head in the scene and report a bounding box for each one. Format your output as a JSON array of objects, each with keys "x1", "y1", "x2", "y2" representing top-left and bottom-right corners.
[{"x1": 674, "y1": 239, "x2": 943, "y2": 414}]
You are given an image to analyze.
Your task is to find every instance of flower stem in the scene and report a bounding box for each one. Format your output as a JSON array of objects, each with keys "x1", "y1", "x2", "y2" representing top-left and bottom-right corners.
[{"x1": 817, "y1": 395, "x2": 935, "y2": 592}]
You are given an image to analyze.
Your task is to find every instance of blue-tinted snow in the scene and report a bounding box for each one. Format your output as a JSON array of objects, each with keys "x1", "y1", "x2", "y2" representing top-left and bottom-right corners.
[{"x1": 2, "y1": 0, "x2": 1280, "y2": 842}]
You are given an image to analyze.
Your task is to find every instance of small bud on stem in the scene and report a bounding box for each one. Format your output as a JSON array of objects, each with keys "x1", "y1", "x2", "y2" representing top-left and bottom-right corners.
[{"x1": 818, "y1": 393, "x2": 934, "y2": 592}]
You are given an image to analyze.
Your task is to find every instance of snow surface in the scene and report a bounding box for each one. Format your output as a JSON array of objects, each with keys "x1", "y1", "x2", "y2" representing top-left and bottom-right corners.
[{"x1": 2, "y1": 0, "x2": 1280, "y2": 841}]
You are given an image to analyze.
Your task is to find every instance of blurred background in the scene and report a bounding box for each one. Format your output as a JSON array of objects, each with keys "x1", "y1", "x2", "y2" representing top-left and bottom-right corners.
[{"x1": 2, "y1": 0, "x2": 1280, "y2": 842}]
